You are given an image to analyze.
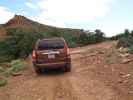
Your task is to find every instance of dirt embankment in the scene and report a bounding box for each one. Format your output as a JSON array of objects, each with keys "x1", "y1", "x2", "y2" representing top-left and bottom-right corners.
[{"x1": 0, "y1": 41, "x2": 133, "y2": 100}]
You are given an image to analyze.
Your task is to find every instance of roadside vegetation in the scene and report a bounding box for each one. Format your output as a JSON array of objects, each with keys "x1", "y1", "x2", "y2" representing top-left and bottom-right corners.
[
  {"x1": 1, "y1": 27, "x2": 133, "y2": 64},
  {"x1": 0, "y1": 28, "x2": 105, "y2": 63},
  {"x1": 110, "y1": 29, "x2": 133, "y2": 54},
  {"x1": 0, "y1": 59, "x2": 26, "y2": 87}
]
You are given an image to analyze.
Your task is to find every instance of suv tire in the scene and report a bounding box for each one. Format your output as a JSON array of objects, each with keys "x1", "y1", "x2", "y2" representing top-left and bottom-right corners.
[
  {"x1": 35, "y1": 67, "x2": 42, "y2": 74},
  {"x1": 64, "y1": 63, "x2": 71, "y2": 72}
]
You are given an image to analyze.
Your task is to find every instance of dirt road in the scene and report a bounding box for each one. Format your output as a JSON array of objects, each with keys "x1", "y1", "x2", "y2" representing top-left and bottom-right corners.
[{"x1": 1, "y1": 41, "x2": 133, "y2": 100}]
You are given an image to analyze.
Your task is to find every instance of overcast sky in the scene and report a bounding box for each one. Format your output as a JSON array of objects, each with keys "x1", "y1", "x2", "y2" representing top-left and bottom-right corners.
[{"x1": 0, "y1": 0, "x2": 133, "y2": 36}]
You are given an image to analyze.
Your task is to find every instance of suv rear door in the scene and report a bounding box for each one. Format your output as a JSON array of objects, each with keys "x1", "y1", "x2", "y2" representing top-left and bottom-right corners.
[{"x1": 36, "y1": 39, "x2": 67, "y2": 64}]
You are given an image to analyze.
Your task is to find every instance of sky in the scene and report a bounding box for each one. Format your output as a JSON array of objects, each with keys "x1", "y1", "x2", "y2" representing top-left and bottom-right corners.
[{"x1": 0, "y1": 0, "x2": 133, "y2": 36}]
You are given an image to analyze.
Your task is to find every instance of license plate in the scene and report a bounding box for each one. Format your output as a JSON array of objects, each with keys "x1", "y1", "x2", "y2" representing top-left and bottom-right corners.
[{"x1": 48, "y1": 54, "x2": 55, "y2": 59}]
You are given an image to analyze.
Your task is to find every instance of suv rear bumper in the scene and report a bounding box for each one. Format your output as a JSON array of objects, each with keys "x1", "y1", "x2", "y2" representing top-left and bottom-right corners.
[
  {"x1": 33, "y1": 56, "x2": 71, "y2": 69},
  {"x1": 33, "y1": 61, "x2": 70, "y2": 69}
]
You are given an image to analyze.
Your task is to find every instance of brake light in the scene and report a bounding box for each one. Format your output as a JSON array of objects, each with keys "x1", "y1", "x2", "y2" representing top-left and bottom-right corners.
[{"x1": 32, "y1": 50, "x2": 36, "y2": 60}]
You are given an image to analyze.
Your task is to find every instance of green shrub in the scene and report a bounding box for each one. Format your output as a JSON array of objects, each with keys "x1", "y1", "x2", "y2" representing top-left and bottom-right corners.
[
  {"x1": 87, "y1": 33, "x2": 97, "y2": 44},
  {"x1": 0, "y1": 59, "x2": 26, "y2": 87},
  {"x1": 0, "y1": 28, "x2": 45, "y2": 62},
  {"x1": 0, "y1": 67, "x2": 8, "y2": 87},
  {"x1": 0, "y1": 60, "x2": 26, "y2": 77},
  {"x1": 0, "y1": 67, "x2": 8, "y2": 78},
  {"x1": 110, "y1": 29, "x2": 130, "y2": 40},
  {"x1": 10, "y1": 59, "x2": 26, "y2": 73},
  {"x1": 117, "y1": 35, "x2": 133, "y2": 48},
  {"x1": 80, "y1": 31, "x2": 105, "y2": 45},
  {"x1": 78, "y1": 34, "x2": 89, "y2": 46},
  {"x1": 0, "y1": 78, "x2": 7, "y2": 87},
  {"x1": 128, "y1": 46, "x2": 133, "y2": 54},
  {"x1": 60, "y1": 32, "x2": 78, "y2": 48},
  {"x1": 0, "y1": 67, "x2": 5, "y2": 73},
  {"x1": 116, "y1": 29, "x2": 133, "y2": 54},
  {"x1": 5, "y1": 60, "x2": 26, "y2": 77}
]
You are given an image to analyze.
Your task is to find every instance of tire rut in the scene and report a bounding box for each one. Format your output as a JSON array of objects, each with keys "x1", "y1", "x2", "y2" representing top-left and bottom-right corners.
[{"x1": 53, "y1": 77, "x2": 80, "y2": 100}]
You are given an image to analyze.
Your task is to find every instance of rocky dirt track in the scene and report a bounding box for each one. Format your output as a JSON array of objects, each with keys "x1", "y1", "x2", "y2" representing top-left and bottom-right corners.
[{"x1": 0, "y1": 41, "x2": 133, "y2": 100}]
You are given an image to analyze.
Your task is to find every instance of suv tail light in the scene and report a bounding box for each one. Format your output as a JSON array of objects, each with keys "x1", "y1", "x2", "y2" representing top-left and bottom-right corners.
[{"x1": 32, "y1": 50, "x2": 36, "y2": 60}]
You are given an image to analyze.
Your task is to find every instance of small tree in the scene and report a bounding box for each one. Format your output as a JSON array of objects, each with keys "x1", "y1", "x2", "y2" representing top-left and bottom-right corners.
[
  {"x1": 124, "y1": 29, "x2": 130, "y2": 37},
  {"x1": 95, "y1": 29, "x2": 105, "y2": 42}
]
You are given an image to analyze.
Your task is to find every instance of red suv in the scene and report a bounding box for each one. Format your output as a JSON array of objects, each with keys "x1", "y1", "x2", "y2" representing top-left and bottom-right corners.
[{"x1": 32, "y1": 37, "x2": 71, "y2": 74}]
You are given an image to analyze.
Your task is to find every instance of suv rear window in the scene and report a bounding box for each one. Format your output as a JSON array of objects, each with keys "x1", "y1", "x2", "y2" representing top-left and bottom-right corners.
[{"x1": 38, "y1": 40, "x2": 65, "y2": 50}]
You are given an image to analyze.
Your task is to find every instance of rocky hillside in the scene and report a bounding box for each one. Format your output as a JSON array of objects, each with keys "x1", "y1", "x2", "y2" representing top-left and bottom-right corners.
[{"x1": 0, "y1": 15, "x2": 85, "y2": 38}]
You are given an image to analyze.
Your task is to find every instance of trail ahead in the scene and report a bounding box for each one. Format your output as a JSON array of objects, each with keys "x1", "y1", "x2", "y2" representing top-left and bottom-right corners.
[{"x1": 1, "y1": 41, "x2": 133, "y2": 100}]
